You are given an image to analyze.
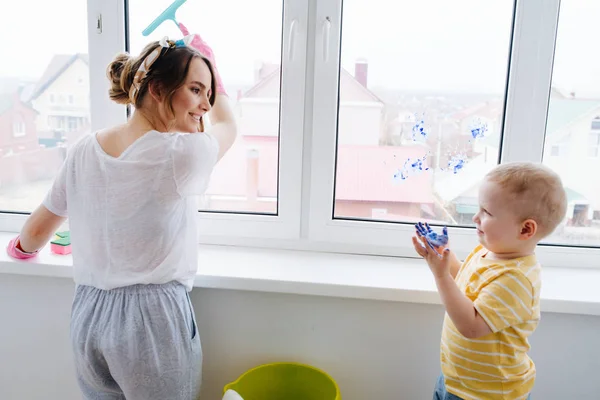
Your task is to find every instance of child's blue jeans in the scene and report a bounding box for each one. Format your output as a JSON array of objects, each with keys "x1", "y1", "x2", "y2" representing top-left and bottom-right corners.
[{"x1": 433, "y1": 375, "x2": 531, "y2": 400}]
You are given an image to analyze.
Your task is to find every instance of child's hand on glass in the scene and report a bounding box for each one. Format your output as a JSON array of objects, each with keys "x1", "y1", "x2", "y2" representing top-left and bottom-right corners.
[
  {"x1": 412, "y1": 222, "x2": 451, "y2": 278},
  {"x1": 417, "y1": 222, "x2": 448, "y2": 248}
]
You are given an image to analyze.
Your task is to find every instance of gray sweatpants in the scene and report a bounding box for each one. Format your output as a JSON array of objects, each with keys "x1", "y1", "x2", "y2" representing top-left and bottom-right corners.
[{"x1": 70, "y1": 282, "x2": 202, "y2": 400}]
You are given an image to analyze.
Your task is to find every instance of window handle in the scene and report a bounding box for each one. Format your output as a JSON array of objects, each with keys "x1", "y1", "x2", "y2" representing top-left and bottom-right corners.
[
  {"x1": 322, "y1": 16, "x2": 331, "y2": 62},
  {"x1": 287, "y1": 19, "x2": 298, "y2": 61}
]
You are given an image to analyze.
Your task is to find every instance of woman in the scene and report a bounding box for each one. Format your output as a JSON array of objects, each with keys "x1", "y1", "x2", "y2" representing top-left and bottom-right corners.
[{"x1": 6, "y1": 32, "x2": 236, "y2": 399}]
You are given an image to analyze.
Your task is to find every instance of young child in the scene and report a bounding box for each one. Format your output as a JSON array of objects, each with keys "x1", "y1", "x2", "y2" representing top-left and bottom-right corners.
[{"x1": 412, "y1": 162, "x2": 567, "y2": 400}]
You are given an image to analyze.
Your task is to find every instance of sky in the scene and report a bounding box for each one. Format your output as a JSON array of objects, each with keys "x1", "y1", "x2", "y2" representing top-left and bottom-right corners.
[{"x1": 1, "y1": 0, "x2": 599, "y2": 96}]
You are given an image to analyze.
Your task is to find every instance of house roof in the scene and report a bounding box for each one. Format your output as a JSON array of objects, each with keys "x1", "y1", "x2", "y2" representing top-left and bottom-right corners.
[
  {"x1": 550, "y1": 86, "x2": 569, "y2": 99},
  {"x1": 546, "y1": 99, "x2": 600, "y2": 137},
  {"x1": 477, "y1": 98, "x2": 600, "y2": 149},
  {"x1": 564, "y1": 187, "x2": 589, "y2": 205},
  {"x1": 0, "y1": 92, "x2": 38, "y2": 116},
  {"x1": 242, "y1": 64, "x2": 384, "y2": 103},
  {"x1": 334, "y1": 145, "x2": 434, "y2": 203},
  {"x1": 207, "y1": 136, "x2": 434, "y2": 204},
  {"x1": 242, "y1": 67, "x2": 281, "y2": 98},
  {"x1": 338, "y1": 67, "x2": 384, "y2": 103},
  {"x1": 28, "y1": 54, "x2": 89, "y2": 101}
]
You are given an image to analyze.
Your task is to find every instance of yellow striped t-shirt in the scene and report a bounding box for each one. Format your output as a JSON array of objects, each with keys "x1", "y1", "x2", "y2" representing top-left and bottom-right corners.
[{"x1": 441, "y1": 245, "x2": 541, "y2": 400}]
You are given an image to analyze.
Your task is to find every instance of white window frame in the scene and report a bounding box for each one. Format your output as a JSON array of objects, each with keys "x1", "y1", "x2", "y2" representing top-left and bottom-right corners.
[
  {"x1": 193, "y1": 0, "x2": 308, "y2": 243},
  {"x1": 0, "y1": 0, "x2": 306, "y2": 243},
  {"x1": 1, "y1": 0, "x2": 599, "y2": 269},
  {"x1": 307, "y1": 0, "x2": 600, "y2": 268}
]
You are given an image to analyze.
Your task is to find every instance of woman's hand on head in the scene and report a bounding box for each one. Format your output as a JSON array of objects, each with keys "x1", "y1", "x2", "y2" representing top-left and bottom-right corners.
[{"x1": 179, "y1": 23, "x2": 227, "y2": 96}]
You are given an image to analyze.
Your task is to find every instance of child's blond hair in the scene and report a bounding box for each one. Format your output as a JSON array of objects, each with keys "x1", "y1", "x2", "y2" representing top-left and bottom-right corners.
[{"x1": 485, "y1": 162, "x2": 567, "y2": 237}]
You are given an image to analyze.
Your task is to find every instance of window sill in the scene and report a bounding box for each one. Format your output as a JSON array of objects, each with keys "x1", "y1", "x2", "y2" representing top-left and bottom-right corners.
[{"x1": 0, "y1": 232, "x2": 599, "y2": 316}]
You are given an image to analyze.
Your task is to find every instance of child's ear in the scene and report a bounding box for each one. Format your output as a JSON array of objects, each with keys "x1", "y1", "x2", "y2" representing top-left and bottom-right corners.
[{"x1": 519, "y1": 219, "x2": 538, "y2": 240}]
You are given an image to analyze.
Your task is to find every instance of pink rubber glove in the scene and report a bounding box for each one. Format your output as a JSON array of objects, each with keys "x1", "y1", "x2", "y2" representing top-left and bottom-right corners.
[
  {"x1": 6, "y1": 236, "x2": 39, "y2": 260},
  {"x1": 179, "y1": 22, "x2": 227, "y2": 96}
]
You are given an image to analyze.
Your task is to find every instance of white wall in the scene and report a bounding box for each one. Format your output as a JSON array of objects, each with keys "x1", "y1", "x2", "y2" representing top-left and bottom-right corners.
[
  {"x1": 236, "y1": 100, "x2": 280, "y2": 138},
  {"x1": 338, "y1": 103, "x2": 383, "y2": 146},
  {"x1": 1, "y1": 274, "x2": 599, "y2": 399}
]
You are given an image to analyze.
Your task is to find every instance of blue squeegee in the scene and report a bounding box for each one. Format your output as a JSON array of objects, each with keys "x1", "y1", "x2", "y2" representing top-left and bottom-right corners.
[{"x1": 142, "y1": 0, "x2": 188, "y2": 36}]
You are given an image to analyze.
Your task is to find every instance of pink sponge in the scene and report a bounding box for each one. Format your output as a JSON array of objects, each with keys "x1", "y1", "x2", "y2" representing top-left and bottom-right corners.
[
  {"x1": 50, "y1": 231, "x2": 71, "y2": 255},
  {"x1": 51, "y1": 243, "x2": 72, "y2": 255}
]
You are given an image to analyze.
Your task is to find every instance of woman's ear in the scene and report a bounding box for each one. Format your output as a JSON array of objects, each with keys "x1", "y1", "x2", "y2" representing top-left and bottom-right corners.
[{"x1": 147, "y1": 82, "x2": 163, "y2": 102}]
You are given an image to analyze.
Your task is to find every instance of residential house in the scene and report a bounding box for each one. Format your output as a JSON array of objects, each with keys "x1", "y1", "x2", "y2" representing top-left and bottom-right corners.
[
  {"x1": 543, "y1": 98, "x2": 600, "y2": 225},
  {"x1": 28, "y1": 53, "x2": 91, "y2": 147},
  {"x1": 0, "y1": 89, "x2": 38, "y2": 156},
  {"x1": 443, "y1": 91, "x2": 600, "y2": 231},
  {"x1": 0, "y1": 86, "x2": 64, "y2": 190},
  {"x1": 203, "y1": 60, "x2": 435, "y2": 220}
]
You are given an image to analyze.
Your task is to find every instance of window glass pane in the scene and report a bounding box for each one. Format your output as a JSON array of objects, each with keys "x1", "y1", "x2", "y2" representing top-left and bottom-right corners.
[
  {"x1": 0, "y1": 0, "x2": 90, "y2": 213},
  {"x1": 128, "y1": 0, "x2": 283, "y2": 214},
  {"x1": 334, "y1": 0, "x2": 513, "y2": 226},
  {"x1": 543, "y1": 0, "x2": 600, "y2": 246}
]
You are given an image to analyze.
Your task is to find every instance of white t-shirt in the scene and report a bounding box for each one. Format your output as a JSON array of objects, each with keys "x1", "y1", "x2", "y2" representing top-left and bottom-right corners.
[{"x1": 42, "y1": 130, "x2": 219, "y2": 291}]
